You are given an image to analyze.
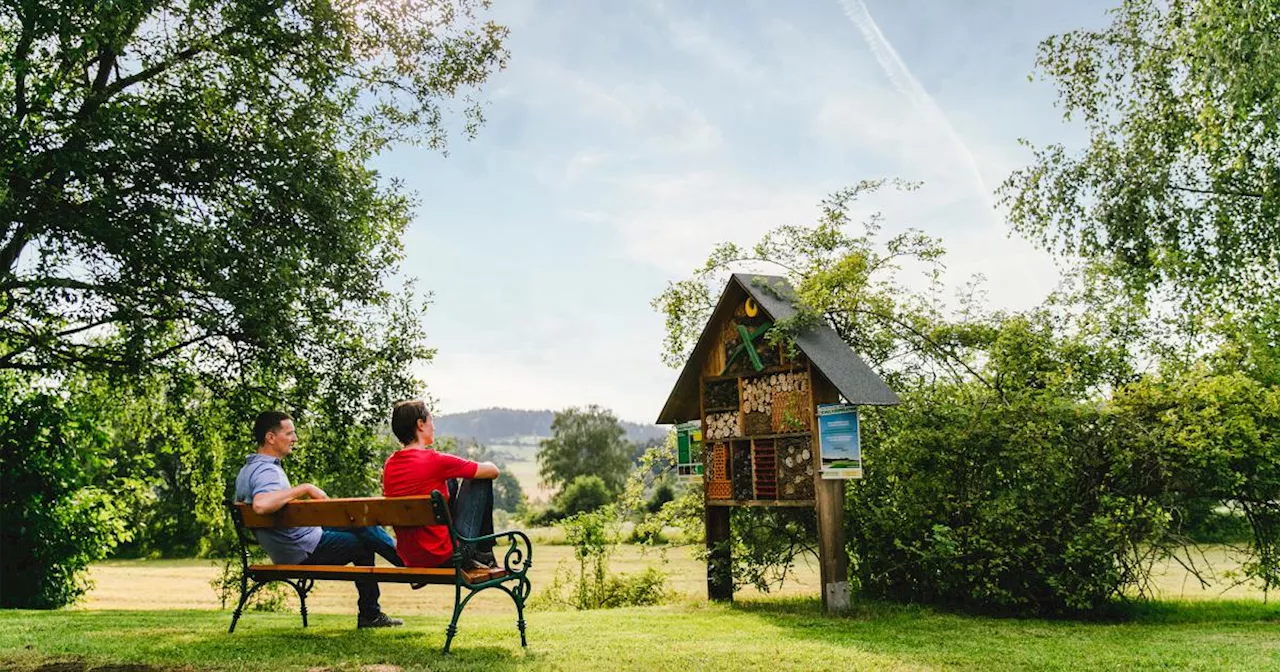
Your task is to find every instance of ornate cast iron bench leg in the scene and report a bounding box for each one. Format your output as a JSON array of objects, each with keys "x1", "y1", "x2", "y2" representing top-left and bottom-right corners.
[{"x1": 228, "y1": 580, "x2": 263, "y2": 634}]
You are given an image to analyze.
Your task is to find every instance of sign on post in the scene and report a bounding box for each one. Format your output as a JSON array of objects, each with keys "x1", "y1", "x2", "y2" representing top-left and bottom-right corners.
[
  {"x1": 816, "y1": 404, "x2": 861, "y2": 479},
  {"x1": 675, "y1": 420, "x2": 704, "y2": 480}
]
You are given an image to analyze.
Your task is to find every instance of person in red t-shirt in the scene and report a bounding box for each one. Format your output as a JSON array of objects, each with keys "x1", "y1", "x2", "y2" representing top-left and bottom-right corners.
[{"x1": 382, "y1": 399, "x2": 500, "y2": 569}]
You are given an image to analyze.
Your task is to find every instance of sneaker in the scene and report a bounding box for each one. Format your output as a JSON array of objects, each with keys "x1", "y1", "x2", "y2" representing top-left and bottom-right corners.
[{"x1": 357, "y1": 612, "x2": 404, "y2": 629}]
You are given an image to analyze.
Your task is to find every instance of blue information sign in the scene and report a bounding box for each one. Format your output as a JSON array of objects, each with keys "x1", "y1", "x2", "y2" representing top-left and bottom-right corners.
[{"x1": 816, "y1": 403, "x2": 862, "y2": 479}]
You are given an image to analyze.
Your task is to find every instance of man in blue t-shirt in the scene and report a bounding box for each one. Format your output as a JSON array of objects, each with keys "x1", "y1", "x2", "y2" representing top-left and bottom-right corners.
[{"x1": 234, "y1": 410, "x2": 404, "y2": 628}]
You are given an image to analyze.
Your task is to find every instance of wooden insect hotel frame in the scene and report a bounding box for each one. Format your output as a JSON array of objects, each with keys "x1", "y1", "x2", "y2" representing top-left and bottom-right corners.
[{"x1": 657, "y1": 274, "x2": 899, "y2": 613}]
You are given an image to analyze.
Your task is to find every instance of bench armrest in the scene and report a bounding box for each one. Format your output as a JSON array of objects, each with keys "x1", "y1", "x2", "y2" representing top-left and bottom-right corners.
[{"x1": 455, "y1": 529, "x2": 533, "y2": 575}]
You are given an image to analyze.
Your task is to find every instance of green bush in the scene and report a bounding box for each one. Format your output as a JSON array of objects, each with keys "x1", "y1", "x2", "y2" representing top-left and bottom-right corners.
[
  {"x1": 646, "y1": 482, "x2": 675, "y2": 514},
  {"x1": 555, "y1": 475, "x2": 613, "y2": 516},
  {"x1": 531, "y1": 508, "x2": 669, "y2": 610},
  {"x1": 0, "y1": 376, "x2": 130, "y2": 608},
  {"x1": 849, "y1": 368, "x2": 1280, "y2": 614},
  {"x1": 850, "y1": 389, "x2": 1146, "y2": 613}
]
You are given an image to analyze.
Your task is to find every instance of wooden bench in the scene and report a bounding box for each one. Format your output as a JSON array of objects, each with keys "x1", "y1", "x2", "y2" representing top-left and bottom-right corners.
[{"x1": 225, "y1": 491, "x2": 532, "y2": 653}]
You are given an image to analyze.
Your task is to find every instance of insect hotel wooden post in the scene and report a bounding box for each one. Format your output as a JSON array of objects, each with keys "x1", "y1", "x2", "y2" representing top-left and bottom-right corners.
[{"x1": 656, "y1": 274, "x2": 899, "y2": 613}]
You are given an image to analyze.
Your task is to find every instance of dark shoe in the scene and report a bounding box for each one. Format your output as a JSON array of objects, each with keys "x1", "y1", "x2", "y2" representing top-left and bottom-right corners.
[
  {"x1": 357, "y1": 612, "x2": 404, "y2": 628},
  {"x1": 410, "y1": 582, "x2": 428, "y2": 590},
  {"x1": 474, "y1": 550, "x2": 497, "y2": 568}
]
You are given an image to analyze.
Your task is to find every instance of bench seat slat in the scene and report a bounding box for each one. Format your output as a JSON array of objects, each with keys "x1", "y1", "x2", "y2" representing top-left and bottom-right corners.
[
  {"x1": 236, "y1": 496, "x2": 439, "y2": 529},
  {"x1": 247, "y1": 564, "x2": 506, "y2": 584}
]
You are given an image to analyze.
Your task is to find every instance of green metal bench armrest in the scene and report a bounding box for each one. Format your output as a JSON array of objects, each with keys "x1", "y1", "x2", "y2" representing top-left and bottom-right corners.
[{"x1": 454, "y1": 529, "x2": 533, "y2": 577}]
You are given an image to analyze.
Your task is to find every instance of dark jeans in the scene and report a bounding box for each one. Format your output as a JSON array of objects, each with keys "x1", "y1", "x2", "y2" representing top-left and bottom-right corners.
[
  {"x1": 448, "y1": 478, "x2": 495, "y2": 564},
  {"x1": 302, "y1": 525, "x2": 403, "y2": 617}
]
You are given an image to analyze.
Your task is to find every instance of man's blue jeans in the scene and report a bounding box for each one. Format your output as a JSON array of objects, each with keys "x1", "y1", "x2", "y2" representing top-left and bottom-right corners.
[
  {"x1": 448, "y1": 478, "x2": 495, "y2": 564},
  {"x1": 302, "y1": 526, "x2": 402, "y2": 617}
]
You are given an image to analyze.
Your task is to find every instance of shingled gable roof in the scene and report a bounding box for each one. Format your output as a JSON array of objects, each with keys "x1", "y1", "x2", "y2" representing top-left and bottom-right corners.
[{"x1": 656, "y1": 273, "x2": 900, "y2": 425}]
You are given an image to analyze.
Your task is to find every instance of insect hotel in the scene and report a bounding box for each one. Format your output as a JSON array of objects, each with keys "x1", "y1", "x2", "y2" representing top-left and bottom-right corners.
[{"x1": 656, "y1": 273, "x2": 899, "y2": 612}]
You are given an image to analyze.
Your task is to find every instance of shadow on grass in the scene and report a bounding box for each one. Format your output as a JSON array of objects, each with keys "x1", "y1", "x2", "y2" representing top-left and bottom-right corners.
[
  {"x1": 725, "y1": 596, "x2": 1280, "y2": 671},
  {"x1": 5, "y1": 610, "x2": 535, "y2": 672},
  {"x1": 730, "y1": 595, "x2": 1280, "y2": 625}
]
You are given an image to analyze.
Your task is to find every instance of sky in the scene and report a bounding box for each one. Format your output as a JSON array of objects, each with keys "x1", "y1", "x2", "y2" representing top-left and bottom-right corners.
[{"x1": 373, "y1": 0, "x2": 1118, "y2": 425}]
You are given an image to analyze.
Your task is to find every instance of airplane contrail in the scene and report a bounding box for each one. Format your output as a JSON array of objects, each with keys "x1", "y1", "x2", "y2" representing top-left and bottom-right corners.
[{"x1": 837, "y1": 0, "x2": 995, "y2": 214}]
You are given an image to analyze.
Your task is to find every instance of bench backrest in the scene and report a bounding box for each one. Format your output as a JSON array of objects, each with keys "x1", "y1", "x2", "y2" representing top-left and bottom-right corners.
[{"x1": 233, "y1": 495, "x2": 444, "y2": 529}]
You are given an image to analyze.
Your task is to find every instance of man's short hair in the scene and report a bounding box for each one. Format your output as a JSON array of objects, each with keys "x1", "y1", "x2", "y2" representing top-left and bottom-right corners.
[
  {"x1": 391, "y1": 399, "x2": 431, "y2": 445},
  {"x1": 253, "y1": 410, "x2": 293, "y2": 445}
]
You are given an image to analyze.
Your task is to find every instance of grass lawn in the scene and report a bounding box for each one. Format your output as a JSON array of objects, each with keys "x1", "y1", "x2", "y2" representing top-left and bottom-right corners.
[
  {"x1": 2, "y1": 546, "x2": 1276, "y2": 671},
  {"x1": 3, "y1": 598, "x2": 1278, "y2": 671}
]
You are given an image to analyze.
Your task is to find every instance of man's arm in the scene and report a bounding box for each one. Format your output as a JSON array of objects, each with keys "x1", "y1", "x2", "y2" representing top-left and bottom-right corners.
[
  {"x1": 251, "y1": 483, "x2": 327, "y2": 515},
  {"x1": 473, "y1": 461, "x2": 499, "y2": 479}
]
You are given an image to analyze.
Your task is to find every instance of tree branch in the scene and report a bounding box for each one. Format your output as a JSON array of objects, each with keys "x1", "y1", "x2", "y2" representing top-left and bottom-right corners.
[
  {"x1": 90, "y1": 45, "x2": 117, "y2": 93},
  {"x1": 839, "y1": 306, "x2": 997, "y2": 393},
  {"x1": 0, "y1": 223, "x2": 35, "y2": 277},
  {"x1": 11, "y1": 5, "x2": 35, "y2": 123}
]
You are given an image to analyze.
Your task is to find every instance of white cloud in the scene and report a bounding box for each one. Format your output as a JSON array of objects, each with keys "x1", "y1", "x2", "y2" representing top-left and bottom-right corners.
[
  {"x1": 583, "y1": 171, "x2": 824, "y2": 274},
  {"x1": 524, "y1": 60, "x2": 722, "y2": 156}
]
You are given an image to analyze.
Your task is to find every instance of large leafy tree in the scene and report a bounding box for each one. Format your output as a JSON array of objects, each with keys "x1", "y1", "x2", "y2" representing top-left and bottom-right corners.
[
  {"x1": 1001, "y1": 0, "x2": 1279, "y2": 310},
  {"x1": 0, "y1": 0, "x2": 507, "y2": 606},
  {"x1": 0, "y1": 0, "x2": 507, "y2": 379},
  {"x1": 538, "y1": 405, "x2": 634, "y2": 496}
]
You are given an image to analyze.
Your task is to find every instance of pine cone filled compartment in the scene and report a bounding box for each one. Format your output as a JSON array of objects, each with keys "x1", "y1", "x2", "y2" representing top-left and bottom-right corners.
[
  {"x1": 743, "y1": 411, "x2": 772, "y2": 436},
  {"x1": 702, "y1": 379, "x2": 739, "y2": 411},
  {"x1": 777, "y1": 436, "x2": 815, "y2": 500}
]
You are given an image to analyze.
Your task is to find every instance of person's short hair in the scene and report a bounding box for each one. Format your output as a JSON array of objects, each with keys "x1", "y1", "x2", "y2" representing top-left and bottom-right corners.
[
  {"x1": 253, "y1": 411, "x2": 293, "y2": 445},
  {"x1": 391, "y1": 399, "x2": 431, "y2": 445}
]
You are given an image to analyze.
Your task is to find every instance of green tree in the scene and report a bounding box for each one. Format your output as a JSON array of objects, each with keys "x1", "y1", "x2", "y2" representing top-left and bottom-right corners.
[
  {"x1": 0, "y1": 0, "x2": 509, "y2": 604},
  {"x1": 1001, "y1": 0, "x2": 1280, "y2": 310},
  {"x1": 538, "y1": 406, "x2": 633, "y2": 496},
  {"x1": 0, "y1": 372, "x2": 131, "y2": 608},
  {"x1": 1, "y1": 0, "x2": 506, "y2": 378},
  {"x1": 555, "y1": 475, "x2": 612, "y2": 516}
]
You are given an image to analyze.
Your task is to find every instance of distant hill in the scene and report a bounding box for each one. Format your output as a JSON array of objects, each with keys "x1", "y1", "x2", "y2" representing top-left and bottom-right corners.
[{"x1": 434, "y1": 407, "x2": 669, "y2": 445}]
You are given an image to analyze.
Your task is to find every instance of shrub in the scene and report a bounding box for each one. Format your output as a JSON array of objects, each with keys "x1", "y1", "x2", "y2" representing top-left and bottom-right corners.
[
  {"x1": 848, "y1": 370, "x2": 1280, "y2": 613},
  {"x1": 531, "y1": 508, "x2": 669, "y2": 610},
  {"x1": 646, "y1": 482, "x2": 675, "y2": 514},
  {"x1": 555, "y1": 475, "x2": 613, "y2": 516},
  {"x1": 0, "y1": 377, "x2": 131, "y2": 608}
]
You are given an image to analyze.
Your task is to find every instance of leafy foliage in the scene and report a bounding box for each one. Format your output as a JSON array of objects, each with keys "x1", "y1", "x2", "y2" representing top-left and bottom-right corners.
[
  {"x1": 1, "y1": 0, "x2": 506, "y2": 377},
  {"x1": 0, "y1": 373, "x2": 129, "y2": 608},
  {"x1": 646, "y1": 481, "x2": 675, "y2": 514},
  {"x1": 530, "y1": 508, "x2": 668, "y2": 610},
  {"x1": 0, "y1": 0, "x2": 508, "y2": 606},
  {"x1": 1001, "y1": 0, "x2": 1280, "y2": 310},
  {"x1": 538, "y1": 406, "x2": 634, "y2": 495},
  {"x1": 555, "y1": 475, "x2": 613, "y2": 516}
]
